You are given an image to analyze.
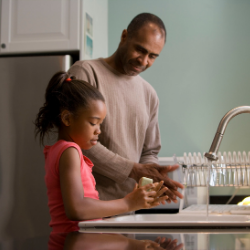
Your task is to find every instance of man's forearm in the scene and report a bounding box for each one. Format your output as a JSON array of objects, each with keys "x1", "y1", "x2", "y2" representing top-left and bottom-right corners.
[{"x1": 83, "y1": 142, "x2": 134, "y2": 183}]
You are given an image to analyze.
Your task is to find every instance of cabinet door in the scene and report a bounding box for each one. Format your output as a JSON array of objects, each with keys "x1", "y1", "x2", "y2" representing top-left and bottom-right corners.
[{"x1": 0, "y1": 0, "x2": 80, "y2": 54}]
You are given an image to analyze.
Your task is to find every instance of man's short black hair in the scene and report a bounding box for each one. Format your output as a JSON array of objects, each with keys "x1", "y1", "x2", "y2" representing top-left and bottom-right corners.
[{"x1": 127, "y1": 13, "x2": 166, "y2": 42}]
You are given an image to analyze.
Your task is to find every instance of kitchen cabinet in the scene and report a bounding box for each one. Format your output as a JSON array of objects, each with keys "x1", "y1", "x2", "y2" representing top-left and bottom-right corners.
[{"x1": 0, "y1": 0, "x2": 80, "y2": 54}]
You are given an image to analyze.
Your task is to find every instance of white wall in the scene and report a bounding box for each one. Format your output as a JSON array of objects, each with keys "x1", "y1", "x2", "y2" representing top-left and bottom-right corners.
[{"x1": 80, "y1": 0, "x2": 108, "y2": 60}]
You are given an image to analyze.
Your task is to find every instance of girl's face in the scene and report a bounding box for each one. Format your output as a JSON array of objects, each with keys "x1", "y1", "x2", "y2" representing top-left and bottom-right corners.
[{"x1": 67, "y1": 100, "x2": 106, "y2": 150}]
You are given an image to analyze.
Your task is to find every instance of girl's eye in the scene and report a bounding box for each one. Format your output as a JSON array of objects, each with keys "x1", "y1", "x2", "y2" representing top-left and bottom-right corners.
[{"x1": 90, "y1": 122, "x2": 96, "y2": 126}]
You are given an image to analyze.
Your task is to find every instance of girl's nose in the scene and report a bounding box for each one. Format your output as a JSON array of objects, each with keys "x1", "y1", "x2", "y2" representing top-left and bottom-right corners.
[{"x1": 95, "y1": 126, "x2": 101, "y2": 135}]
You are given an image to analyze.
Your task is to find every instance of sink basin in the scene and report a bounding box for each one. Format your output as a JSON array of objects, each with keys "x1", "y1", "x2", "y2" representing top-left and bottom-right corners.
[{"x1": 79, "y1": 214, "x2": 250, "y2": 228}]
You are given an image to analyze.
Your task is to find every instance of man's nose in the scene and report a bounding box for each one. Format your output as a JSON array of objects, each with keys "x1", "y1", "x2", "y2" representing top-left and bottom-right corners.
[{"x1": 138, "y1": 54, "x2": 149, "y2": 67}]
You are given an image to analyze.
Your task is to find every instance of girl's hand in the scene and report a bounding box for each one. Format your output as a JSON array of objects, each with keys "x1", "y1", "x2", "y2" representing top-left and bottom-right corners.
[
  {"x1": 150, "y1": 181, "x2": 169, "y2": 206},
  {"x1": 124, "y1": 182, "x2": 169, "y2": 212},
  {"x1": 124, "y1": 183, "x2": 156, "y2": 211}
]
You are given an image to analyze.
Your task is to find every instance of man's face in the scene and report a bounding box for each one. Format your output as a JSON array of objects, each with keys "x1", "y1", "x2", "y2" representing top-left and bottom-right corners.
[{"x1": 117, "y1": 23, "x2": 165, "y2": 76}]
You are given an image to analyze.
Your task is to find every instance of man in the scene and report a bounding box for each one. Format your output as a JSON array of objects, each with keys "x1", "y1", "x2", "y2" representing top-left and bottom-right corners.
[{"x1": 68, "y1": 13, "x2": 183, "y2": 203}]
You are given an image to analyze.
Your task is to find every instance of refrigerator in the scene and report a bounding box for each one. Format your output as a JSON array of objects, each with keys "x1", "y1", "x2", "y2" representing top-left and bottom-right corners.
[{"x1": 0, "y1": 55, "x2": 73, "y2": 242}]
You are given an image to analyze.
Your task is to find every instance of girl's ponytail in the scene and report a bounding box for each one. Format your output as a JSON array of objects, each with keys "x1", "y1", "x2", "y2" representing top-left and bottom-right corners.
[{"x1": 34, "y1": 72, "x2": 70, "y2": 144}]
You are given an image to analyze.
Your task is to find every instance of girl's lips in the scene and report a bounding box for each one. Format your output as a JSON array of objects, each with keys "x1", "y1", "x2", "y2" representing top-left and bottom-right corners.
[{"x1": 90, "y1": 140, "x2": 98, "y2": 145}]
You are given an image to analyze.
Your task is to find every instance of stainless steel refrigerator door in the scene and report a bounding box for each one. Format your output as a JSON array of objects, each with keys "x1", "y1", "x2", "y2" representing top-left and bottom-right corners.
[{"x1": 0, "y1": 55, "x2": 71, "y2": 240}]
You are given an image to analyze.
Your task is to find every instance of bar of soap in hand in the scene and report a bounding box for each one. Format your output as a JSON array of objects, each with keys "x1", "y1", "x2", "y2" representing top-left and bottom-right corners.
[{"x1": 139, "y1": 177, "x2": 153, "y2": 189}]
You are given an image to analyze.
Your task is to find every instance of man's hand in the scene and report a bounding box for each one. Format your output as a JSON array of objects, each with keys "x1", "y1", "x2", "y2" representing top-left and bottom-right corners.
[{"x1": 129, "y1": 163, "x2": 184, "y2": 203}]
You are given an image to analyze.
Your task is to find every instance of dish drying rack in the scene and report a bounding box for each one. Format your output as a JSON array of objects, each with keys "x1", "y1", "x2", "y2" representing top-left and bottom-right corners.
[{"x1": 181, "y1": 151, "x2": 250, "y2": 187}]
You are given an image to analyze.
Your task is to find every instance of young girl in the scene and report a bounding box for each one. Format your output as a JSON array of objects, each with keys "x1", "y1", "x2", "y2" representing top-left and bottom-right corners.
[{"x1": 35, "y1": 71, "x2": 168, "y2": 233}]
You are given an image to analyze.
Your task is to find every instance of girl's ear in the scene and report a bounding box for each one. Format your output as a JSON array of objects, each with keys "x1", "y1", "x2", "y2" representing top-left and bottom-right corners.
[{"x1": 61, "y1": 110, "x2": 72, "y2": 126}]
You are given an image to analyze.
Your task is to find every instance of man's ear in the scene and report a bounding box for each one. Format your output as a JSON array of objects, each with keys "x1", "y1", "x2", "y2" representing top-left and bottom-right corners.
[
  {"x1": 61, "y1": 110, "x2": 72, "y2": 126},
  {"x1": 120, "y1": 29, "x2": 128, "y2": 43}
]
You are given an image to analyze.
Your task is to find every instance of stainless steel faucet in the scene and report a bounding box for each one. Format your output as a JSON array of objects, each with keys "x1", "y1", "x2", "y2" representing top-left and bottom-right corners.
[{"x1": 205, "y1": 106, "x2": 250, "y2": 161}]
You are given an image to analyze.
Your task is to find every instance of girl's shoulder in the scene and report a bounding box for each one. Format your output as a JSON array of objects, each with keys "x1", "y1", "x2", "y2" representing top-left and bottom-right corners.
[
  {"x1": 44, "y1": 140, "x2": 82, "y2": 159},
  {"x1": 44, "y1": 140, "x2": 93, "y2": 168}
]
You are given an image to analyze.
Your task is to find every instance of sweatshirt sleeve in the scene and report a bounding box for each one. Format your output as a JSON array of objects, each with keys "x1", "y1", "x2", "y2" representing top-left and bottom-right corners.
[
  {"x1": 139, "y1": 92, "x2": 161, "y2": 165},
  {"x1": 82, "y1": 144, "x2": 134, "y2": 183},
  {"x1": 68, "y1": 62, "x2": 134, "y2": 183}
]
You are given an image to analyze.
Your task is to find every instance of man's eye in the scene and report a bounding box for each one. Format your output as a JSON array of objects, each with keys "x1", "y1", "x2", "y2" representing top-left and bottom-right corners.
[{"x1": 136, "y1": 47, "x2": 145, "y2": 53}]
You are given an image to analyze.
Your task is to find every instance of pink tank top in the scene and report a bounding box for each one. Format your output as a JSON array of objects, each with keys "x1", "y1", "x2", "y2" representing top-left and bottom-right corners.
[{"x1": 44, "y1": 140, "x2": 99, "y2": 233}]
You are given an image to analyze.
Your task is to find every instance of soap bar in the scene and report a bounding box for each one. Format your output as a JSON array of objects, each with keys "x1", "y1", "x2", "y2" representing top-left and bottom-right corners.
[{"x1": 139, "y1": 177, "x2": 153, "y2": 188}]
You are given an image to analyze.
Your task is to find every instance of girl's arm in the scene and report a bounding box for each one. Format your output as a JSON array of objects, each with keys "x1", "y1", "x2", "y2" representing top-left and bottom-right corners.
[{"x1": 59, "y1": 147, "x2": 168, "y2": 221}]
